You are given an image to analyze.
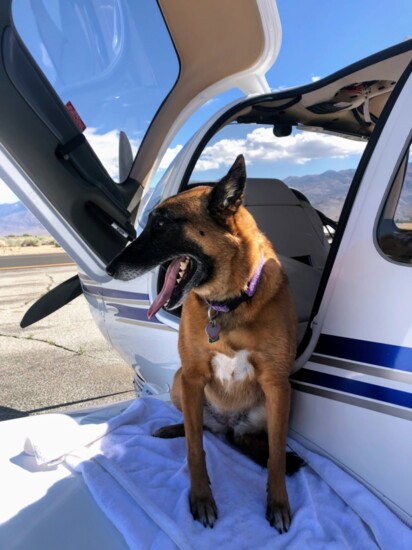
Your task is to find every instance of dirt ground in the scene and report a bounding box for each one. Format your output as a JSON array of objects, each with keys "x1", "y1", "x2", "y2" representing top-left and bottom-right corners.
[{"x1": 0, "y1": 245, "x2": 62, "y2": 255}]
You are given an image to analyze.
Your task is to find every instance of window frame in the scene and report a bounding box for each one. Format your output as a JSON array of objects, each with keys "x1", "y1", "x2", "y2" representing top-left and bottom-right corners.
[{"x1": 375, "y1": 132, "x2": 412, "y2": 266}]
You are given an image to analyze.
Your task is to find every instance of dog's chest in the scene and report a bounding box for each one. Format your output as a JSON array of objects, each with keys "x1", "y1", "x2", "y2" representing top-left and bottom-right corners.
[{"x1": 211, "y1": 350, "x2": 255, "y2": 386}]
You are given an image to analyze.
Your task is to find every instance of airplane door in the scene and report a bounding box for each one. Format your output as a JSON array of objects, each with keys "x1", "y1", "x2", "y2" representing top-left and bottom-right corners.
[
  {"x1": 290, "y1": 60, "x2": 412, "y2": 524},
  {"x1": 1, "y1": 0, "x2": 281, "y2": 283},
  {"x1": 316, "y1": 63, "x2": 412, "y2": 355},
  {"x1": 0, "y1": 0, "x2": 175, "y2": 281}
]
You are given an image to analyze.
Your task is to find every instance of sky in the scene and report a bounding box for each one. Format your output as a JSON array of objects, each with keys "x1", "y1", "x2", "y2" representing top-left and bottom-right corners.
[{"x1": 1, "y1": 0, "x2": 412, "y2": 204}]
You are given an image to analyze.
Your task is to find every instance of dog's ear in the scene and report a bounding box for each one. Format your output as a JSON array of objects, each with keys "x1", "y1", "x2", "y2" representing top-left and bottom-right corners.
[{"x1": 208, "y1": 155, "x2": 246, "y2": 222}]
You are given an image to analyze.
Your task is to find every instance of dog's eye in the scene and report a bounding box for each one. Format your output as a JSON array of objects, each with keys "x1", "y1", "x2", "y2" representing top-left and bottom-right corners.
[{"x1": 153, "y1": 215, "x2": 166, "y2": 229}]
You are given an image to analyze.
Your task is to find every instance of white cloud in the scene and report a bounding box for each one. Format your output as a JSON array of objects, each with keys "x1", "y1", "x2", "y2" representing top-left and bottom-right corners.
[
  {"x1": 40, "y1": 43, "x2": 54, "y2": 69},
  {"x1": 270, "y1": 85, "x2": 288, "y2": 92},
  {"x1": 84, "y1": 128, "x2": 140, "y2": 181},
  {"x1": 159, "y1": 144, "x2": 183, "y2": 170},
  {"x1": 0, "y1": 177, "x2": 18, "y2": 204},
  {"x1": 0, "y1": 131, "x2": 182, "y2": 204},
  {"x1": 85, "y1": 128, "x2": 183, "y2": 178},
  {"x1": 195, "y1": 128, "x2": 366, "y2": 171},
  {"x1": 196, "y1": 138, "x2": 246, "y2": 171},
  {"x1": 200, "y1": 98, "x2": 219, "y2": 109},
  {"x1": 311, "y1": 75, "x2": 321, "y2": 82}
]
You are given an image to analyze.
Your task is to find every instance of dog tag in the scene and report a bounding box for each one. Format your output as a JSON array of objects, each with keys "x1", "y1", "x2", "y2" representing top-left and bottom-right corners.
[{"x1": 206, "y1": 321, "x2": 221, "y2": 343}]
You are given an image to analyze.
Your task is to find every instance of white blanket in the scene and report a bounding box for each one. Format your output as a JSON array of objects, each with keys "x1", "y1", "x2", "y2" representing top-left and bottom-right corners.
[{"x1": 71, "y1": 398, "x2": 411, "y2": 550}]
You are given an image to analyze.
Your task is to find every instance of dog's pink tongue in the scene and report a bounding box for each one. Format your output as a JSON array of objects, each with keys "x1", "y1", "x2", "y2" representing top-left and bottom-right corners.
[{"x1": 147, "y1": 257, "x2": 184, "y2": 319}]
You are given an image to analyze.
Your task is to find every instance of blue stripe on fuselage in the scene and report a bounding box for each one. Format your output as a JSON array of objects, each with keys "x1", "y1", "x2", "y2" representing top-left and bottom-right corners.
[
  {"x1": 82, "y1": 284, "x2": 149, "y2": 301},
  {"x1": 106, "y1": 302, "x2": 162, "y2": 324},
  {"x1": 315, "y1": 334, "x2": 412, "y2": 373},
  {"x1": 291, "y1": 368, "x2": 412, "y2": 409}
]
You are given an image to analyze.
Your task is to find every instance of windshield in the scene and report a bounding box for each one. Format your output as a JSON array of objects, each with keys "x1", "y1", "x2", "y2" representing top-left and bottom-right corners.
[{"x1": 12, "y1": 0, "x2": 179, "y2": 181}]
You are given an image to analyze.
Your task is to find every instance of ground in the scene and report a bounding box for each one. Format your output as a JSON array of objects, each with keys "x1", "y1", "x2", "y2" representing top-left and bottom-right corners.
[{"x1": 0, "y1": 264, "x2": 135, "y2": 421}]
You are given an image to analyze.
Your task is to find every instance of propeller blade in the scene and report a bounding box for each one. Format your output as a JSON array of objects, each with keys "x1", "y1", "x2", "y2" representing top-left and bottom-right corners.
[{"x1": 20, "y1": 275, "x2": 82, "y2": 328}]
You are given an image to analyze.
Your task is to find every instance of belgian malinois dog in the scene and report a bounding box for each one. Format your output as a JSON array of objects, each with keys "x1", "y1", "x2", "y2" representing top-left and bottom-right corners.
[{"x1": 107, "y1": 155, "x2": 299, "y2": 533}]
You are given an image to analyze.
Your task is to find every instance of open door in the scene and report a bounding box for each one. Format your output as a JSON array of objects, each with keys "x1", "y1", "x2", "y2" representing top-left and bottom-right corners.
[
  {"x1": 0, "y1": 0, "x2": 140, "y2": 281},
  {"x1": 0, "y1": 0, "x2": 281, "y2": 282}
]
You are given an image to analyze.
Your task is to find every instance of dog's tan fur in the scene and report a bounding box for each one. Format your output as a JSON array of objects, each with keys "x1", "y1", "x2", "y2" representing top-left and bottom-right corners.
[
  {"x1": 159, "y1": 178, "x2": 297, "y2": 531},
  {"x1": 108, "y1": 156, "x2": 298, "y2": 531}
]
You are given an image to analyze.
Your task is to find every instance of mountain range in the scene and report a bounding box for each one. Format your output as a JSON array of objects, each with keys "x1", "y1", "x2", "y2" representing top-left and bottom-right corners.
[
  {"x1": 1, "y1": 165, "x2": 411, "y2": 235},
  {"x1": 285, "y1": 168, "x2": 356, "y2": 220},
  {"x1": 0, "y1": 201, "x2": 47, "y2": 236},
  {"x1": 286, "y1": 163, "x2": 412, "y2": 221}
]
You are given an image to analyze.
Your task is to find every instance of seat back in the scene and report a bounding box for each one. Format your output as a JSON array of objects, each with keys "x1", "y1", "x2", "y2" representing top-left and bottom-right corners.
[
  {"x1": 244, "y1": 178, "x2": 329, "y2": 343},
  {"x1": 245, "y1": 178, "x2": 328, "y2": 269}
]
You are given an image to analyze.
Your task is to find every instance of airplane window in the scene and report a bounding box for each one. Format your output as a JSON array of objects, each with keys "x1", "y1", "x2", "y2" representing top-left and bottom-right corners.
[
  {"x1": 190, "y1": 123, "x2": 366, "y2": 224},
  {"x1": 12, "y1": 0, "x2": 179, "y2": 182},
  {"x1": 377, "y1": 145, "x2": 412, "y2": 264}
]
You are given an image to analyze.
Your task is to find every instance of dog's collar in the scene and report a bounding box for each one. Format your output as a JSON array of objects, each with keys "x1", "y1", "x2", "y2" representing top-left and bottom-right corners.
[
  {"x1": 206, "y1": 254, "x2": 265, "y2": 314},
  {"x1": 205, "y1": 255, "x2": 265, "y2": 344}
]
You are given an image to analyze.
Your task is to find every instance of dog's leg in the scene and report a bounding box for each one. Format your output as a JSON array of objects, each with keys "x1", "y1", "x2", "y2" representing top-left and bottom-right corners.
[
  {"x1": 181, "y1": 371, "x2": 218, "y2": 528},
  {"x1": 256, "y1": 372, "x2": 292, "y2": 533},
  {"x1": 152, "y1": 369, "x2": 185, "y2": 439},
  {"x1": 228, "y1": 431, "x2": 304, "y2": 474},
  {"x1": 153, "y1": 423, "x2": 185, "y2": 438},
  {"x1": 227, "y1": 430, "x2": 269, "y2": 467}
]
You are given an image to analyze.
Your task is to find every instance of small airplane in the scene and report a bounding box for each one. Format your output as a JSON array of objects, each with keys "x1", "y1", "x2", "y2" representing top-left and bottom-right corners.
[{"x1": 1, "y1": 0, "x2": 411, "y2": 542}]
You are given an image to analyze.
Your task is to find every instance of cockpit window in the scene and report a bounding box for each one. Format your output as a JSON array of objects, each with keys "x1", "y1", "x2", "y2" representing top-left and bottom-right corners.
[
  {"x1": 377, "y1": 144, "x2": 412, "y2": 264},
  {"x1": 12, "y1": 0, "x2": 179, "y2": 182}
]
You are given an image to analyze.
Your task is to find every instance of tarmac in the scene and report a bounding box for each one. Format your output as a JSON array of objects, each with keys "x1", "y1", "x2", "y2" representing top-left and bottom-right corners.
[{"x1": 0, "y1": 265, "x2": 135, "y2": 421}]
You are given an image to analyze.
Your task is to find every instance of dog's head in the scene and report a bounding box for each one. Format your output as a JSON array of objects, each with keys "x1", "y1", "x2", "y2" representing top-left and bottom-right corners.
[{"x1": 107, "y1": 155, "x2": 253, "y2": 317}]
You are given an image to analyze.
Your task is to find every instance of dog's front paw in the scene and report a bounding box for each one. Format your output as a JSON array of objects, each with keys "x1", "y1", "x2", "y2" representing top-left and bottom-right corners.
[
  {"x1": 189, "y1": 489, "x2": 218, "y2": 528},
  {"x1": 266, "y1": 499, "x2": 291, "y2": 534}
]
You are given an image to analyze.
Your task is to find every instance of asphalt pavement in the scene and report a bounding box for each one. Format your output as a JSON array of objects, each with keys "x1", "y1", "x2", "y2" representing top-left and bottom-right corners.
[
  {"x1": 0, "y1": 263, "x2": 135, "y2": 421},
  {"x1": 0, "y1": 252, "x2": 73, "y2": 269}
]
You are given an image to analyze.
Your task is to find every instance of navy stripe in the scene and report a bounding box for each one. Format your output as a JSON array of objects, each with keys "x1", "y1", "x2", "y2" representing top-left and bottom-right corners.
[
  {"x1": 82, "y1": 284, "x2": 149, "y2": 301},
  {"x1": 315, "y1": 334, "x2": 412, "y2": 374},
  {"x1": 292, "y1": 369, "x2": 412, "y2": 410},
  {"x1": 106, "y1": 303, "x2": 162, "y2": 325}
]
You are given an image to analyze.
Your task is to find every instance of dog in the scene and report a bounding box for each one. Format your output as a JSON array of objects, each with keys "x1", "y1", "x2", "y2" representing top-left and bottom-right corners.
[{"x1": 107, "y1": 155, "x2": 299, "y2": 533}]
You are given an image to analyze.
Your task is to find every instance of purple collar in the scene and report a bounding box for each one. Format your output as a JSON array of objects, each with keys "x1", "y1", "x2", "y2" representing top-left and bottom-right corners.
[{"x1": 206, "y1": 254, "x2": 265, "y2": 313}]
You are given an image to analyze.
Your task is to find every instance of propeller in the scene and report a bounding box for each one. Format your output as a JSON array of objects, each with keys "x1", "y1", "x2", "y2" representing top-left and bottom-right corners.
[
  {"x1": 119, "y1": 130, "x2": 134, "y2": 182},
  {"x1": 20, "y1": 274, "x2": 82, "y2": 328}
]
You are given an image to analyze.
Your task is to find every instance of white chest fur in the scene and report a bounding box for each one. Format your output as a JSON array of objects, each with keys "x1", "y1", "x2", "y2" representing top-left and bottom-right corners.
[{"x1": 211, "y1": 350, "x2": 255, "y2": 386}]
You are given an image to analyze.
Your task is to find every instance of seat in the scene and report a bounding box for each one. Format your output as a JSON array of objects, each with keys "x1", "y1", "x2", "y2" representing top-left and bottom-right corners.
[{"x1": 244, "y1": 178, "x2": 329, "y2": 343}]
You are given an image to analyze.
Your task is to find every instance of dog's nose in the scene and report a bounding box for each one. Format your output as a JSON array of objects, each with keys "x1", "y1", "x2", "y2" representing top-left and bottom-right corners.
[{"x1": 106, "y1": 263, "x2": 116, "y2": 277}]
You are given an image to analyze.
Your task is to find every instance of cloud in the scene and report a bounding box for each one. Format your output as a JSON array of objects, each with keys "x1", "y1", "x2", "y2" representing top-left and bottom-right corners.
[
  {"x1": 159, "y1": 144, "x2": 183, "y2": 170},
  {"x1": 196, "y1": 138, "x2": 246, "y2": 171},
  {"x1": 85, "y1": 128, "x2": 183, "y2": 179},
  {"x1": 84, "y1": 128, "x2": 140, "y2": 181},
  {"x1": 200, "y1": 98, "x2": 220, "y2": 109},
  {"x1": 0, "y1": 177, "x2": 18, "y2": 204},
  {"x1": 195, "y1": 128, "x2": 366, "y2": 171},
  {"x1": 311, "y1": 75, "x2": 321, "y2": 82},
  {"x1": 270, "y1": 85, "x2": 288, "y2": 92}
]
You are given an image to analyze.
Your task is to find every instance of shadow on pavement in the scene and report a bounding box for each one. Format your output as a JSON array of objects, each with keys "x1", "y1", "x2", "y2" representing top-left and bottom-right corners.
[{"x1": 0, "y1": 406, "x2": 29, "y2": 421}]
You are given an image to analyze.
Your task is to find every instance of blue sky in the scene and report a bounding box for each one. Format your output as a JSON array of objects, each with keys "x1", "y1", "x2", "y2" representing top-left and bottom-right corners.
[{"x1": 1, "y1": 0, "x2": 411, "y2": 204}]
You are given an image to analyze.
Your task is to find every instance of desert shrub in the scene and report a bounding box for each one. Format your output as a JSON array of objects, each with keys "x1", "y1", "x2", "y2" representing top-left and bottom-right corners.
[
  {"x1": 0, "y1": 234, "x2": 62, "y2": 248},
  {"x1": 20, "y1": 237, "x2": 41, "y2": 247},
  {"x1": 42, "y1": 236, "x2": 57, "y2": 246}
]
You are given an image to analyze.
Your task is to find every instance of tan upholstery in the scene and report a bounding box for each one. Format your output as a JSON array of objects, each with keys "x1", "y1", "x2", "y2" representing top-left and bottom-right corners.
[{"x1": 244, "y1": 178, "x2": 329, "y2": 343}]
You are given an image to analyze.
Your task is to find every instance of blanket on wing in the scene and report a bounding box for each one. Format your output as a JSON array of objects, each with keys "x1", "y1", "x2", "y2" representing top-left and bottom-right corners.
[{"x1": 74, "y1": 398, "x2": 412, "y2": 550}]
